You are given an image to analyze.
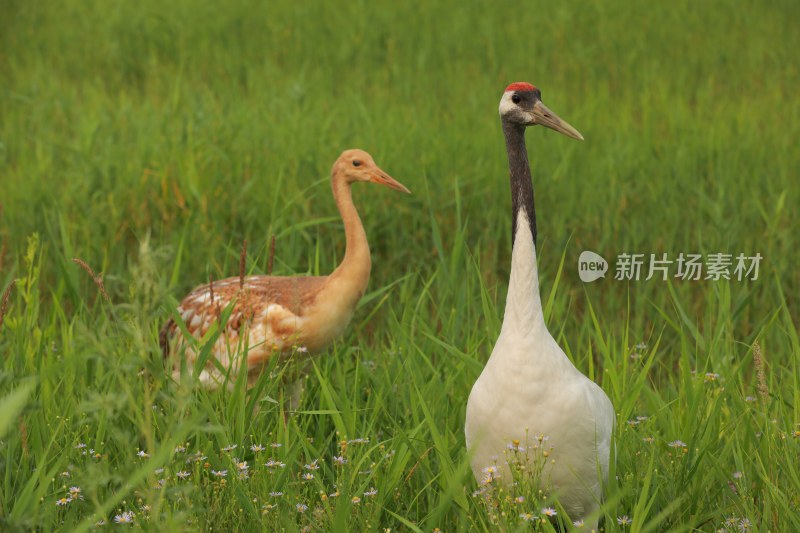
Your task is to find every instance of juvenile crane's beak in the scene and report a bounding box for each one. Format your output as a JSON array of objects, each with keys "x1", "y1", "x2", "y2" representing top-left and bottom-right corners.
[
  {"x1": 532, "y1": 100, "x2": 584, "y2": 141},
  {"x1": 370, "y1": 168, "x2": 411, "y2": 194}
]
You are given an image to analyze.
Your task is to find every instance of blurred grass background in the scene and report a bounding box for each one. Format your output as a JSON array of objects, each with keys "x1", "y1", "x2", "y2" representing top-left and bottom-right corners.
[{"x1": 1, "y1": 0, "x2": 798, "y2": 530}]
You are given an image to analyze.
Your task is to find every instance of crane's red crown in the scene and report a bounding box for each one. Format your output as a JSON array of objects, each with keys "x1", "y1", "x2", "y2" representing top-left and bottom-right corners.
[{"x1": 505, "y1": 82, "x2": 538, "y2": 93}]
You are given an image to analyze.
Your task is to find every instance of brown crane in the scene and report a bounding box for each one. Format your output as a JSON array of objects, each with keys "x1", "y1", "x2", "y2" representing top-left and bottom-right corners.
[{"x1": 160, "y1": 149, "x2": 409, "y2": 391}]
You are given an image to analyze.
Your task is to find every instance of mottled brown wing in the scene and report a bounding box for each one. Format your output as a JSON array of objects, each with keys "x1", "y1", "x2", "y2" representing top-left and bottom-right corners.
[{"x1": 160, "y1": 275, "x2": 327, "y2": 356}]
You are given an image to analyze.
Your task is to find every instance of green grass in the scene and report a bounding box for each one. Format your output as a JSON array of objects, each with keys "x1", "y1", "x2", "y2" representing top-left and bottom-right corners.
[{"x1": 1, "y1": 0, "x2": 799, "y2": 530}]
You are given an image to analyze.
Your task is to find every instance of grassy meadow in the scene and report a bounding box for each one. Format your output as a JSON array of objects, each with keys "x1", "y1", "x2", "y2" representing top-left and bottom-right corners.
[{"x1": 1, "y1": 0, "x2": 799, "y2": 530}]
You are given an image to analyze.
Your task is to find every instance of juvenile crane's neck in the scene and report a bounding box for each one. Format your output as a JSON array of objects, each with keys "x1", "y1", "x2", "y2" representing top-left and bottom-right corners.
[
  {"x1": 501, "y1": 121, "x2": 545, "y2": 333},
  {"x1": 329, "y1": 176, "x2": 371, "y2": 290}
]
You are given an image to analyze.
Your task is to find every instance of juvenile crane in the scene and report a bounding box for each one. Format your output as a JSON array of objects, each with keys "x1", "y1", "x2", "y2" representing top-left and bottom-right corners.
[
  {"x1": 160, "y1": 149, "x2": 410, "y2": 390},
  {"x1": 465, "y1": 83, "x2": 614, "y2": 527}
]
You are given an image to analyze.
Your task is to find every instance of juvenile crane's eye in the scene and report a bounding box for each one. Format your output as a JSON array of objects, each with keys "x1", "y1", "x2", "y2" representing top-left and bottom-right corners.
[
  {"x1": 352, "y1": 160, "x2": 362, "y2": 167},
  {"x1": 511, "y1": 94, "x2": 521, "y2": 104}
]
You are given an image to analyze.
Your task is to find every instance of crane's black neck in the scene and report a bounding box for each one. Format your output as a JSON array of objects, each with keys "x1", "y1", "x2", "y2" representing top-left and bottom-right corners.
[{"x1": 502, "y1": 120, "x2": 536, "y2": 249}]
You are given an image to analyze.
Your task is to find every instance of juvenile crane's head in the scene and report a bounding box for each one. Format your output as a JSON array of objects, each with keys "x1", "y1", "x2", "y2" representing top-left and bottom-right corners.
[
  {"x1": 332, "y1": 149, "x2": 410, "y2": 193},
  {"x1": 499, "y1": 82, "x2": 584, "y2": 140}
]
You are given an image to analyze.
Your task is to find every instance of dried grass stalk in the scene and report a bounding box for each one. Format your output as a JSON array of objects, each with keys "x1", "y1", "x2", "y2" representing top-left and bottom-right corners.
[
  {"x1": 239, "y1": 239, "x2": 247, "y2": 289},
  {"x1": 71, "y1": 258, "x2": 110, "y2": 302},
  {"x1": 753, "y1": 340, "x2": 769, "y2": 401},
  {"x1": 0, "y1": 280, "x2": 14, "y2": 331}
]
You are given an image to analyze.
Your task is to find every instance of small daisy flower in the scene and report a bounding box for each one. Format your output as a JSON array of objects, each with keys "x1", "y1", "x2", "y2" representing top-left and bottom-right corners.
[
  {"x1": 704, "y1": 372, "x2": 720, "y2": 382},
  {"x1": 481, "y1": 465, "x2": 500, "y2": 484},
  {"x1": 332, "y1": 455, "x2": 347, "y2": 465},
  {"x1": 176, "y1": 471, "x2": 191, "y2": 480},
  {"x1": 520, "y1": 512, "x2": 536, "y2": 521},
  {"x1": 270, "y1": 442, "x2": 283, "y2": 448},
  {"x1": 573, "y1": 519, "x2": 585, "y2": 527},
  {"x1": 75, "y1": 443, "x2": 87, "y2": 450},
  {"x1": 348, "y1": 437, "x2": 369, "y2": 444},
  {"x1": 136, "y1": 450, "x2": 149, "y2": 458},
  {"x1": 351, "y1": 496, "x2": 361, "y2": 504},
  {"x1": 250, "y1": 444, "x2": 265, "y2": 453},
  {"x1": 507, "y1": 440, "x2": 525, "y2": 452},
  {"x1": 269, "y1": 491, "x2": 283, "y2": 497},
  {"x1": 296, "y1": 345, "x2": 309, "y2": 353},
  {"x1": 328, "y1": 491, "x2": 340, "y2": 498},
  {"x1": 514, "y1": 496, "x2": 524, "y2": 504},
  {"x1": 733, "y1": 471, "x2": 743, "y2": 479},
  {"x1": 114, "y1": 511, "x2": 135, "y2": 524},
  {"x1": 212, "y1": 469, "x2": 228, "y2": 478},
  {"x1": 642, "y1": 436, "x2": 655, "y2": 443},
  {"x1": 302, "y1": 473, "x2": 314, "y2": 480},
  {"x1": 304, "y1": 460, "x2": 320, "y2": 470},
  {"x1": 668, "y1": 440, "x2": 687, "y2": 448},
  {"x1": 55, "y1": 496, "x2": 72, "y2": 506},
  {"x1": 296, "y1": 503, "x2": 308, "y2": 513},
  {"x1": 617, "y1": 515, "x2": 632, "y2": 526},
  {"x1": 236, "y1": 460, "x2": 249, "y2": 472},
  {"x1": 174, "y1": 445, "x2": 187, "y2": 453},
  {"x1": 68, "y1": 486, "x2": 82, "y2": 497},
  {"x1": 187, "y1": 452, "x2": 207, "y2": 463},
  {"x1": 364, "y1": 487, "x2": 378, "y2": 497},
  {"x1": 542, "y1": 507, "x2": 557, "y2": 517},
  {"x1": 140, "y1": 504, "x2": 151, "y2": 513},
  {"x1": 222, "y1": 444, "x2": 238, "y2": 452},
  {"x1": 738, "y1": 518, "x2": 752, "y2": 531}
]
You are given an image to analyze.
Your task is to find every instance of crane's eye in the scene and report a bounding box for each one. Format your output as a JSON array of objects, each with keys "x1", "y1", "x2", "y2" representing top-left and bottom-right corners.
[
  {"x1": 511, "y1": 94, "x2": 521, "y2": 104},
  {"x1": 352, "y1": 160, "x2": 362, "y2": 167}
]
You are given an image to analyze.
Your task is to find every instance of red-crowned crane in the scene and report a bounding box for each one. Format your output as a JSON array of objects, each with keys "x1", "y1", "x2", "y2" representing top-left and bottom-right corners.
[
  {"x1": 465, "y1": 83, "x2": 614, "y2": 528},
  {"x1": 160, "y1": 149, "x2": 410, "y2": 391}
]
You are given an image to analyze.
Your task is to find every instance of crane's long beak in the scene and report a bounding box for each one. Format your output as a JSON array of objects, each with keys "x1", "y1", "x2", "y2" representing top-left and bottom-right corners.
[
  {"x1": 370, "y1": 169, "x2": 411, "y2": 194},
  {"x1": 532, "y1": 100, "x2": 584, "y2": 141}
]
